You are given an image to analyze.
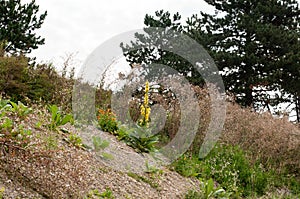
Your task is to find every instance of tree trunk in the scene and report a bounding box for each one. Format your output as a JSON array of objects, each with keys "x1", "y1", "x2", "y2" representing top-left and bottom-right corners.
[{"x1": 295, "y1": 94, "x2": 300, "y2": 123}]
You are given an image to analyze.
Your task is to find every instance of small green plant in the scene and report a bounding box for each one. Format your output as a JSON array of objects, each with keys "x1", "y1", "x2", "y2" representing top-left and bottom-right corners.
[
  {"x1": 199, "y1": 178, "x2": 229, "y2": 199},
  {"x1": 185, "y1": 178, "x2": 230, "y2": 199},
  {"x1": 0, "y1": 118, "x2": 13, "y2": 132},
  {"x1": 92, "y1": 136, "x2": 110, "y2": 151},
  {"x1": 170, "y1": 154, "x2": 201, "y2": 178},
  {"x1": 66, "y1": 133, "x2": 83, "y2": 148},
  {"x1": 0, "y1": 187, "x2": 4, "y2": 199},
  {"x1": 185, "y1": 190, "x2": 202, "y2": 199},
  {"x1": 9, "y1": 101, "x2": 32, "y2": 118},
  {"x1": 0, "y1": 116, "x2": 31, "y2": 148},
  {"x1": 145, "y1": 160, "x2": 162, "y2": 174},
  {"x1": 127, "y1": 172, "x2": 159, "y2": 189},
  {"x1": 0, "y1": 99, "x2": 11, "y2": 117},
  {"x1": 126, "y1": 125, "x2": 159, "y2": 153},
  {"x1": 44, "y1": 135, "x2": 59, "y2": 150},
  {"x1": 48, "y1": 105, "x2": 73, "y2": 131},
  {"x1": 115, "y1": 124, "x2": 130, "y2": 141},
  {"x1": 13, "y1": 124, "x2": 32, "y2": 147},
  {"x1": 85, "y1": 188, "x2": 114, "y2": 199},
  {"x1": 101, "y1": 152, "x2": 114, "y2": 160},
  {"x1": 97, "y1": 109, "x2": 118, "y2": 133}
]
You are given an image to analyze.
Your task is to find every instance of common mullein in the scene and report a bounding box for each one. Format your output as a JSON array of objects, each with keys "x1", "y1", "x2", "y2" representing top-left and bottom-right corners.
[{"x1": 139, "y1": 80, "x2": 151, "y2": 127}]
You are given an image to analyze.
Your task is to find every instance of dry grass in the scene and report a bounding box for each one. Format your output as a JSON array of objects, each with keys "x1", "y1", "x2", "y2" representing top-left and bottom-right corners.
[
  {"x1": 192, "y1": 86, "x2": 300, "y2": 176},
  {"x1": 222, "y1": 102, "x2": 300, "y2": 175}
]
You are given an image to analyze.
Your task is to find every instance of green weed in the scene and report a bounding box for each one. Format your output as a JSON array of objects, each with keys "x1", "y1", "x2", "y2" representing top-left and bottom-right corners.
[
  {"x1": 65, "y1": 133, "x2": 83, "y2": 148},
  {"x1": 173, "y1": 144, "x2": 276, "y2": 197},
  {"x1": 92, "y1": 136, "x2": 110, "y2": 151},
  {"x1": 185, "y1": 178, "x2": 231, "y2": 199},
  {"x1": 85, "y1": 188, "x2": 114, "y2": 199},
  {"x1": 44, "y1": 135, "x2": 59, "y2": 150},
  {"x1": 48, "y1": 105, "x2": 73, "y2": 131},
  {"x1": 9, "y1": 101, "x2": 32, "y2": 118},
  {"x1": 126, "y1": 125, "x2": 159, "y2": 153},
  {"x1": 127, "y1": 172, "x2": 159, "y2": 189}
]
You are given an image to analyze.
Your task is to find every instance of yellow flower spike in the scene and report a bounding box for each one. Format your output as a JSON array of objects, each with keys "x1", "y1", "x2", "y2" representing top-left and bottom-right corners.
[
  {"x1": 144, "y1": 95, "x2": 149, "y2": 106},
  {"x1": 138, "y1": 80, "x2": 151, "y2": 127},
  {"x1": 140, "y1": 105, "x2": 145, "y2": 116},
  {"x1": 145, "y1": 81, "x2": 149, "y2": 93}
]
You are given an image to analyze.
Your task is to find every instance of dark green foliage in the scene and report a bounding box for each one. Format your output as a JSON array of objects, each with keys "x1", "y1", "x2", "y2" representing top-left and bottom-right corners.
[
  {"x1": 114, "y1": 124, "x2": 159, "y2": 153},
  {"x1": 122, "y1": 1, "x2": 300, "y2": 119},
  {"x1": 189, "y1": 0, "x2": 300, "y2": 110},
  {"x1": 121, "y1": 10, "x2": 205, "y2": 86},
  {"x1": 0, "y1": 0, "x2": 47, "y2": 55},
  {"x1": 125, "y1": 125, "x2": 159, "y2": 153},
  {"x1": 0, "y1": 55, "x2": 74, "y2": 111},
  {"x1": 0, "y1": 56, "x2": 29, "y2": 101}
]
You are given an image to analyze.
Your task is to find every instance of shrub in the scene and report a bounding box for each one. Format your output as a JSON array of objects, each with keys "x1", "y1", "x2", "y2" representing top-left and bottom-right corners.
[
  {"x1": 0, "y1": 56, "x2": 29, "y2": 102},
  {"x1": 97, "y1": 109, "x2": 118, "y2": 133}
]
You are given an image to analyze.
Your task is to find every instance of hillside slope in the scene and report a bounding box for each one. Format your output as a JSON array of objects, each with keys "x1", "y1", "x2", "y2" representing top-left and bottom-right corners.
[{"x1": 0, "y1": 102, "x2": 198, "y2": 198}]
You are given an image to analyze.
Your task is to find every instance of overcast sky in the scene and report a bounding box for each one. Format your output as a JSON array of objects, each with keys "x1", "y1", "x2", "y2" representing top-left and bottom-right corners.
[{"x1": 29, "y1": 0, "x2": 215, "y2": 69}]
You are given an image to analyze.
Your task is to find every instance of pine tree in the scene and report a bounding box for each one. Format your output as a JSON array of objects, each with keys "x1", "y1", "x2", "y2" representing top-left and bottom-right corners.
[
  {"x1": 122, "y1": 1, "x2": 300, "y2": 117},
  {"x1": 187, "y1": 0, "x2": 300, "y2": 110},
  {"x1": 121, "y1": 10, "x2": 205, "y2": 85},
  {"x1": 0, "y1": 0, "x2": 47, "y2": 55}
]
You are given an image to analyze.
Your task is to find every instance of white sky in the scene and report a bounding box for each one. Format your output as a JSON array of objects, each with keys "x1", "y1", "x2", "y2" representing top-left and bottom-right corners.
[{"x1": 29, "y1": 0, "x2": 215, "y2": 70}]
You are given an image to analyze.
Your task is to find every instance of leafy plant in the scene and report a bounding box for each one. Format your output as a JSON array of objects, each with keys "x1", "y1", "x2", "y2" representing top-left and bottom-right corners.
[
  {"x1": 85, "y1": 188, "x2": 114, "y2": 199},
  {"x1": 172, "y1": 144, "x2": 275, "y2": 197},
  {"x1": 0, "y1": 118, "x2": 13, "y2": 133},
  {"x1": 92, "y1": 136, "x2": 110, "y2": 151},
  {"x1": 185, "y1": 179, "x2": 230, "y2": 199},
  {"x1": 48, "y1": 105, "x2": 73, "y2": 131},
  {"x1": 200, "y1": 178, "x2": 229, "y2": 199},
  {"x1": 0, "y1": 118, "x2": 31, "y2": 148},
  {"x1": 115, "y1": 124, "x2": 130, "y2": 141},
  {"x1": 66, "y1": 133, "x2": 83, "y2": 148},
  {"x1": 170, "y1": 154, "x2": 201, "y2": 178},
  {"x1": 13, "y1": 124, "x2": 32, "y2": 147},
  {"x1": 97, "y1": 109, "x2": 118, "y2": 133},
  {"x1": 0, "y1": 99, "x2": 11, "y2": 117},
  {"x1": 9, "y1": 101, "x2": 32, "y2": 118},
  {"x1": 126, "y1": 125, "x2": 159, "y2": 153}
]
